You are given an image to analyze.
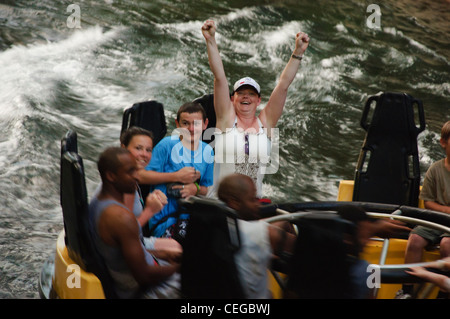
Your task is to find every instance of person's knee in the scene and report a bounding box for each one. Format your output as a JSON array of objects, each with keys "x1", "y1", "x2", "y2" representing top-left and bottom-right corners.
[
  {"x1": 440, "y1": 237, "x2": 450, "y2": 257},
  {"x1": 407, "y1": 234, "x2": 428, "y2": 251}
]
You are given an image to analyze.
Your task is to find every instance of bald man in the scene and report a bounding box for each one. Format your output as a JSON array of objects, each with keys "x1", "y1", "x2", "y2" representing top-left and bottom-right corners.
[{"x1": 218, "y1": 173, "x2": 295, "y2": 298}]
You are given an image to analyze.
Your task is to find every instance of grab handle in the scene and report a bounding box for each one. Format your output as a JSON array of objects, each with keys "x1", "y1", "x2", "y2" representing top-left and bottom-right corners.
[
  {"x1": 412, "y1": 98, "x2": 426, "y2": 134},
  {"x1": 361, "y1": 95, "x2": 379, "y2": 131}
]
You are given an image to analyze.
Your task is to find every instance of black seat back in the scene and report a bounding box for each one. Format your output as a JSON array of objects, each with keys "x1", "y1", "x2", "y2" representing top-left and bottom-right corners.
[
  {"x1": 61, "y1": 130, "x2": 78, "y2": 155},
  {"x1": 60, "y1": 151, "x2": 89, "y2": 268},
  {"x1": 285, "y1": 213, "x2": 356, "y2": 299},
  {"x1": 60, "y1": 132, "x2": 118, "y2": 298},
  {"x1": 193, "y1": 94, "x2": 216, "y2": 145},
  {"x1": 121, "y1": 100, "x2": 167, "y2": 146},
  {"x1": 60, "y1": 130, "x2": 83, "y2": 257},
  {"x1": 179, "y1": 197, "x2": 245, "y2": 298},
  {"x1": 353, "y1": 92, "x2": 425, "y2": 206}
]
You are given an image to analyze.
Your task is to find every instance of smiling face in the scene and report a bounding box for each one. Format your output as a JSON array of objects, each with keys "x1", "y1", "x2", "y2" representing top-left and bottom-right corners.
[
  {"x1": 124, "y1": 134, "x2": 153, "y2": 169},
  {"x1": 231, "y1": 86, "x2": 261, "y2": 117},
  {"x1": 175, "y1": 111, "x2": 208, "y2": 145}
]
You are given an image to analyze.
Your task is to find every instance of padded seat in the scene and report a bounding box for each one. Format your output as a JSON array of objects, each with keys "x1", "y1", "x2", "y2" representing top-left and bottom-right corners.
[
  {"x1": 179, "y1": 197, "x2": 245, "y2": 298},
  {"x1": 59, "y1": 131, "x2": 118, "y2": 298},
  {"x1": 353, "y1": 92, "x2": 425, "y2": 206}
]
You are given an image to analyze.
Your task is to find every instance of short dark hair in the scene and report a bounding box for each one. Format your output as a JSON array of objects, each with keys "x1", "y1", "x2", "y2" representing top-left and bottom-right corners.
[
  {"x1": 218, "y1": 173, "x2": 253, "y2": 204},
  {"x1": 176, "y1": 102, "x2": 207, "y2": 122},
  {"x1": 120, "y1": 126, "x2": 154, "y2": 147},
  {"x1": 441, "y1": 121, "x2": 450, "y2": 141},
  {"x1": 97, "y1": 147, "x2": 130, "y2": 181}
]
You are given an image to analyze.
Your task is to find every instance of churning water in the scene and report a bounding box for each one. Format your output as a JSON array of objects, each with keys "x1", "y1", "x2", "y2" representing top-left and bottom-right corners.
[{"x1": 0, "y1": 0, "x2": 448, "y2": 298}]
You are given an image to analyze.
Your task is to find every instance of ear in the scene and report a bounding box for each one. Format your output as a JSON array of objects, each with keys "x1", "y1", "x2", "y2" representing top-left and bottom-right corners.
[
  {"x1": 105, "y1": 170, "x2": 117, "y2": 183},
  {"x1": 202, "y1": 118, "x2": 209, "y2": 130},
  {"x1": 175, "y1": 119, "x2": 180, "y2": 128},
  {"x1": 227, "y1": 197, "x2": 241, "y2": 212}
]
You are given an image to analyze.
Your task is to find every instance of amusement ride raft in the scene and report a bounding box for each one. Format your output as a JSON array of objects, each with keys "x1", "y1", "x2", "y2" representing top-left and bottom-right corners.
[{"x1": 39, "y1": 92, "x2": 450, "y2": 299}]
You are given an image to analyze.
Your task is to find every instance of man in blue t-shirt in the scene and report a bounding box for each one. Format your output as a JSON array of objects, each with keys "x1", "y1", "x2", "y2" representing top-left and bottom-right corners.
[{"x1": 145, "y1": 102, "x2": 214, "y2": 238}]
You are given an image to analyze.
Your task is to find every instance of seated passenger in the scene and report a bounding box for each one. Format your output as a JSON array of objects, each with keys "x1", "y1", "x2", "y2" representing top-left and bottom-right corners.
[
  {"x1": 398, "y1": 121, "x2": 450, "y2": 299},
  {"x1": 89, "y1": 147, "x2": 181, "y2": 298},
  {"x1": 285, "y1": 205, "x2": 411, "y2": 299},
  {"x1": 143, "y1": 102, "x2": 214, "y2": 238},
  {"x1": 119, "y1": 126, "x2": 155, "y2": 224},
  {"x1": 93, "y1": 127, "x2": 181, "y2": 252},
  {"x1": 217, "y1": 173, "x2": 296, "y2": 298},
  {"x1": 202, "y1": 19, "x2": 309, "y2": 198}
]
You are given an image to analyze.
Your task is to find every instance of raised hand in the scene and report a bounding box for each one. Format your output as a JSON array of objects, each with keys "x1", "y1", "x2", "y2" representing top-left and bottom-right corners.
[
  {"x1": 202, "y1": 19, "x2": 216, "y2": 41},
  {"x1": 294, "y1": 32, "x2": 310, "y2": 56},
  {"x1": 145, "y1": 189, "x2": 168, "y2": 213}
]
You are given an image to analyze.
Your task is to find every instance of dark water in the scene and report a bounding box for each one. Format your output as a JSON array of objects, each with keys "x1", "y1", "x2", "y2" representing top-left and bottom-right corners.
[{"x1": 0, "y1": 0, "x2": 448, "y2": 298}]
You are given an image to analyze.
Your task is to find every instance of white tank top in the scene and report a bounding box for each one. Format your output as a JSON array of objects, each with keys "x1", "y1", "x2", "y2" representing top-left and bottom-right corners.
[
  {"x1": 212, "y1": 117, "x2": 271, "y2": 198},
  {"x1": 234, "y1": 220, "x2": 272, "y2": 298}
]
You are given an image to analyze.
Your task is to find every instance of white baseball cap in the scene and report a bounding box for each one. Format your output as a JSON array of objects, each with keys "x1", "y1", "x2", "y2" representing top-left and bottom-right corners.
[{"x1": 233, "y1": 77, "x2": 260, "y2": 95}]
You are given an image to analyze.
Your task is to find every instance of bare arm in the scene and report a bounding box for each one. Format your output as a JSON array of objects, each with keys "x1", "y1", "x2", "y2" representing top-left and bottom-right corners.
[
  {"x1": 267, "y1": 224, "x2": 296, "y2": 256},
  {"x1": 172, "y1": 182, "x2": 208, "y2": 198},
  {"x1": 136, "y1": 190, "x2": 168, "y2": 226},
  {"x1": 202, "y1": 19, "x2": 235, "y2": 130},
  {"x1": 99, "y1": 206, "x2": 178, "y2": 287},
  {"x1": 136, "y1": 167, "x2": 200, "y2": 185},
  {"x1": 259, "y1": 32, "x2": 310, "y2": 130},
  {"x1": 425, "y1": 200, "x2": 450, "y2": 214},
  {"x1": 406, "y1": 258, "x2": 450, "y2": 292}
]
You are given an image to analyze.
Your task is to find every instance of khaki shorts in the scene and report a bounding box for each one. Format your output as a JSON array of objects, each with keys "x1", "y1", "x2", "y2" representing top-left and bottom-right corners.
[{"x1": 411, "y1": 226, "x2": 450, "y2": 246}]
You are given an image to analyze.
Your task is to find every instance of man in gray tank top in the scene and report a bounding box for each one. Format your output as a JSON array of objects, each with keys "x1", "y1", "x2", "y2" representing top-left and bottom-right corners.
[{"x1": 89, "y1": 147, "x2": 181, "y2": 298}]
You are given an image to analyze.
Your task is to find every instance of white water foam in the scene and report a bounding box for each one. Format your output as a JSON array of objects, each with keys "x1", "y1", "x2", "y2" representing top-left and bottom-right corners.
[{"x1": 0, "y1": 26, "x2": 126, "y2": 123}]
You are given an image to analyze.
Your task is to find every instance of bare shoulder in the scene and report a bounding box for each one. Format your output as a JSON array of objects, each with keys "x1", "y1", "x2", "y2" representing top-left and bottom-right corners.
[{"x1": 98, "y1": 204, "x2": 139, "y2": 245}]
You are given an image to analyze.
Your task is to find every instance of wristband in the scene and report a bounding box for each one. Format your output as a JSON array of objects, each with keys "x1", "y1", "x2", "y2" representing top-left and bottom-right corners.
[
  {"x1": 291, "y1": 54, "x2": 303, "y2": 61},
  {"x1": 194, "y1": 182, "x2": 200, "y2": 195}
]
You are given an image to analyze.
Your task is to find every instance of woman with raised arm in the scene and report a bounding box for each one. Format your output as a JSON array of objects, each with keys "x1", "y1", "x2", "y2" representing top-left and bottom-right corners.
[{"x1": 202, "y1": 19, "x2": 310, "y2": 197}]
